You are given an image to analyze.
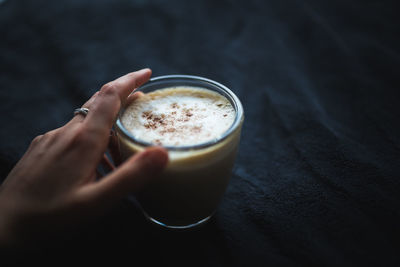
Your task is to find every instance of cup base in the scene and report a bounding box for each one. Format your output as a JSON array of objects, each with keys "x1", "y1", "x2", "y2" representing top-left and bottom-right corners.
[
  {"x1": 142, "y1": 211, "x2": 212, "y2": 230},
  {"x1": 126, "y1": 195, "x2": 213, "y2": 229}
]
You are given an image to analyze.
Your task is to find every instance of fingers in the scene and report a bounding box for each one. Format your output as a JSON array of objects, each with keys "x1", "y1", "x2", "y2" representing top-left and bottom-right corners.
[
  {"x1": 100, "y1": 153, "x2": 115, "y2": 172},
  {"x1": 76, "y1": 147, "x2": 168, "y2": 208},
  {"x1": 125, "y1": 91, "x2": 145, "y2": 106},
  {"x1": 84, "y1": 69, "x2": 152, "y2": 135},
  {"x1": 107, "y1": 91, "x2": 144, "y2": 167},
  {"x1": 69, "y1": 91, "x2": 99, "y2": 124},
  {"x1": 95, "y1": 154, "x2": 115, "y2": 180},
  {"x1": 108, "y1": 130, "x2": 122, "y2": 166}
]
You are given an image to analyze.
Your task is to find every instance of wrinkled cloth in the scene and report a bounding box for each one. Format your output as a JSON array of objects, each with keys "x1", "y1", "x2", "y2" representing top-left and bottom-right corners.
[{"x1": 0, "y1": 0, "x2": 399, "y2": 266}]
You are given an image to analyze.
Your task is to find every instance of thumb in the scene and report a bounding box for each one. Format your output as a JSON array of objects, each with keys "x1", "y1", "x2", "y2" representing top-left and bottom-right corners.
[{"x1": 77, "y1": 147, "x2": 168, "y2": 208}]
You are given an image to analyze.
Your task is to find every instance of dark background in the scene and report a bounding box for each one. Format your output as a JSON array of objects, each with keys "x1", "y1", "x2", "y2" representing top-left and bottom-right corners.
[{"x1": 1, "y1": 0, "x2": 399, "y2": 266}]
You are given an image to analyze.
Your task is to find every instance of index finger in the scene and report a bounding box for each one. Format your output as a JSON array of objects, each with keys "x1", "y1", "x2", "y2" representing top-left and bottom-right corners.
[{"x1": 84, "y1": 68, "x2": 152, "y2": 134}]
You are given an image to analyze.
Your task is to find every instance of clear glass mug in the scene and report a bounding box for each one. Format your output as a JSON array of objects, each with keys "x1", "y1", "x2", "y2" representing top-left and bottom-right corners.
[{"x1": 115, "y1": 75, "x2": 244, "y2": 229}]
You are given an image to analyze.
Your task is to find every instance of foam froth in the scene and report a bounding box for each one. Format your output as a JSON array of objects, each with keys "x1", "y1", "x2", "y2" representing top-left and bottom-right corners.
[{"x1": 121, "y1": 86, "x2": 235, "y2": 146}]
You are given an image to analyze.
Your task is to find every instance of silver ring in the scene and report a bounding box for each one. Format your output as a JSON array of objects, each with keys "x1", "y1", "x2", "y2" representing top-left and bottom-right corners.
[{"x1": 74, "y1": 108, "x2": 89, "y2": 117}]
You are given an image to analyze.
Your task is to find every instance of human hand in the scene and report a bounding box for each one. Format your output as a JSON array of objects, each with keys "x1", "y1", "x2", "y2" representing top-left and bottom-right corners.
[{"x1": 0, "y1": 69, "x2": 168, "y2": 248}]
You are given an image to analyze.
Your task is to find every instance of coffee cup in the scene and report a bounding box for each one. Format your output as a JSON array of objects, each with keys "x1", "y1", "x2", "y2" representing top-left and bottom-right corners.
[{"x1": 115, "y1": 75, "x2": 244, "y2": 229}]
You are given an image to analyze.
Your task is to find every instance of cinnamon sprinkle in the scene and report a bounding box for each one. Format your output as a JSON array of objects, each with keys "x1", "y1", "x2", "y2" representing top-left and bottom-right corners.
[
  {"x1": 121, "y1": 87, "x2": 236, "y2": 147},
  {"x1": 171, "y1": 103, "x2": 180, "y2": 109}
]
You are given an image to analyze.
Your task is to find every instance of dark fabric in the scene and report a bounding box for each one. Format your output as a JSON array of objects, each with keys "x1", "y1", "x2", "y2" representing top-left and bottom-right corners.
[{"x1": 1, "y1": 0, "x2": 399, "y2": 265}]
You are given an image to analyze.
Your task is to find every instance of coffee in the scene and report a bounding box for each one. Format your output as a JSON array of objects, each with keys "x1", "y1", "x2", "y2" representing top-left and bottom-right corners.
[
  {"x1": 116, "y1": 76, "x2": 244, "y2": 228},
  {"x1": 121, "y1": 87, "x2": 235, "y2": 146}
]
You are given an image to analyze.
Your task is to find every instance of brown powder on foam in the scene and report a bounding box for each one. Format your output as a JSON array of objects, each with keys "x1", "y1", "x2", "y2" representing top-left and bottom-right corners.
[
  {"x1": 122, "y1": 87, "x2": 235, "y2": 146},
  {"x1": 140, "y1": 104, "x2": 204, "y2": 145},
  {"x1": 142, "y1": 111, "x2": 168, "y2": 130}
]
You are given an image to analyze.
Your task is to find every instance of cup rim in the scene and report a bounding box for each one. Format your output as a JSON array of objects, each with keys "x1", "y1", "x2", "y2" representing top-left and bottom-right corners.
[{"x1": 115, "y1": 74, "x2": 244, "y2": 151}]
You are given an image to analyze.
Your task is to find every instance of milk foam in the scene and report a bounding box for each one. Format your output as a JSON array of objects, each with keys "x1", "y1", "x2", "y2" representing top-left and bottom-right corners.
[{"x1": 121, "y1": 86, "x2": 235, "y2": 146}]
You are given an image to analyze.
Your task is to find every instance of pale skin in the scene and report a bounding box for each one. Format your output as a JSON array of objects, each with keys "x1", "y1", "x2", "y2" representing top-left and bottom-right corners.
[{"x1": 0, "y1": 69, "x2": 168, "y2": 248}]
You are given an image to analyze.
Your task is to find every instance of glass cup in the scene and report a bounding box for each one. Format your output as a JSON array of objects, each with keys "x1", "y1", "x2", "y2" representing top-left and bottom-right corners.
[{"x1": 115, "y1": 75, "x2": 244, "y2": 229}]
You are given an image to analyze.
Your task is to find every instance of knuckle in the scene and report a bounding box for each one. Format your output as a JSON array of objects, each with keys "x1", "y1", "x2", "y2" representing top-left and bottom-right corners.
[
  {"x1": 100, "y1": 82, "x2": 119, "y2": 98},
  {"x1": 42, "y1": 130, "x2": 57, "y2": 141},
  {"x1": 31, "y1": 134, "x2": 43, "y2": 145},
  {"x1": 30, "y1": 130, "x2": 59, "y2": 148},
  {"x1": 94, "y1": 82, "x2": 122, "y2": 114}
]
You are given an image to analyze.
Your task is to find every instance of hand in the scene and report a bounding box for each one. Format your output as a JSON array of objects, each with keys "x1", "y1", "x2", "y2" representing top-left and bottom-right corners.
[{"x1": 0, "y1": 69, "x2": 168, "y2": 248}]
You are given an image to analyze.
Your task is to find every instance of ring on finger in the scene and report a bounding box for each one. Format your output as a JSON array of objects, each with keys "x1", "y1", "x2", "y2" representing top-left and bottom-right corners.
[{"x1": 73, "y1": 107, "x2": 89, "y2": 117}]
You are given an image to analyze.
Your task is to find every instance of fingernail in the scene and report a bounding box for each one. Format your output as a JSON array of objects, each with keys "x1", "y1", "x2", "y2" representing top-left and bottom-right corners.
[
  {"x1": 140, "y1": 147, "x2": 169, "y2": 174},
  {"x1": 137, "y1": 68, "x2": 151, "y2": 74}
]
